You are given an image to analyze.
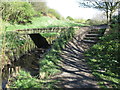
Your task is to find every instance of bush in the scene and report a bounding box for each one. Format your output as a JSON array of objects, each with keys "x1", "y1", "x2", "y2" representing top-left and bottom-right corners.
[
  {"x1": 74, "y1": 19, "x2": 86, "y2": 23},
  {"x1": 86, "y1": 19, "x2": 106, "y2": 25},
  {"x1": 2, "y1": 2, "x2": 35, "y2": 24},
  {"x1": 48, "y1": 9, "x2": 61, "y2": 20},
  {"x1": 66, "y1": 16, "x2": 74, "y2": 21}
]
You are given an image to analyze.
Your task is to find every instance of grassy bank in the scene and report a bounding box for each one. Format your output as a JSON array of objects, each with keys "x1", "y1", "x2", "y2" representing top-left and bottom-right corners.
[
  {"x1": 85, "y1": 24, "x2": 120, "y2": 88},
  {"x1": 4, "y1": 16, "x2": 86, "y2": 31}
]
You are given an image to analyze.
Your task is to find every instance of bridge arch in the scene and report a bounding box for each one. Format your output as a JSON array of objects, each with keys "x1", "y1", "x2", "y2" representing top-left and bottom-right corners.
[{"x1": 29, "y1": 33, "x2": 50, "y2": 49}]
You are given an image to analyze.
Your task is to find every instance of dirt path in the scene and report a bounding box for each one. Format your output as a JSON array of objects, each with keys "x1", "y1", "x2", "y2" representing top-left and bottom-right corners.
[{"x1": 52, "y1": 25, "x2": 108, "y2": 88}]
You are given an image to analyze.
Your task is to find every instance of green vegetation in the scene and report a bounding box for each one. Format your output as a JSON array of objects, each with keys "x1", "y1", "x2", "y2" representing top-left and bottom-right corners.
[
  {"x1": 2, "y1": 0, "x2": 120, "y2": 89},
  {"x1": 8, "y1": 27, "x2": 75, "y2": 88},
  {"x1": 41, "y1": 32, "x2": 59, "y2": 37},
  {"x1": 5, "y1": 31, "x2": 26, "y2": 49},
  {"x1": 9, "y1": 70, "x2": 58, "y2": 88},
  {"x1": 1, "y1": 2, "x2": 35, "y2": 24},
  {"x1": 86, "y1": 19, "x2": 107, "y2": 25},
  {"x1": 66, "y1": 16, "x2": 74, "y2": 21},
  {"x1": 5, "y1": 16, "x2": 86, "y2": 31},
  {"x1": 48, "y1": 8, "x2": 62, "y2": 20},
  {"x1": 40, "y1": 27, "x2": 75, "y2": 78},
  {"x1": 73, "y1": 18, "x2": 86, "y2": 23},
  {"x1": 85, "y1": 18, "x2": 120, "y2": 88}
]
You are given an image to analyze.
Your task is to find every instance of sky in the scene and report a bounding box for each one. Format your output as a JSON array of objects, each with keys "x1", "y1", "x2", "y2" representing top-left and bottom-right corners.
[{"x1": 46, "y1": 0, "x2": 101, "y2": 19}]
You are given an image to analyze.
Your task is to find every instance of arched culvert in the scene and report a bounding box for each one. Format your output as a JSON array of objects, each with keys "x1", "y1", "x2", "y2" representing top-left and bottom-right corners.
[{"x1": 29, "y1": 33, "x2": 50, "y2": 49}]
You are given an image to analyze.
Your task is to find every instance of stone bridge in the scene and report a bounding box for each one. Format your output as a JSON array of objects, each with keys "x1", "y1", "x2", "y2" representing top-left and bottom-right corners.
[
  {"x1": 1, "y1": 24, "x2": 108, "y2": 68},
  {"x1": 0, "y1": 27, "x2": 73, "y2": 65}
]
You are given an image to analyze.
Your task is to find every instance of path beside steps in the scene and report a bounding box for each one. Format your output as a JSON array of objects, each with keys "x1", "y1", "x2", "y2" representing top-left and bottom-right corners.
[{"x1": 52, "y1": 25, "x2": 108, "y2": 88}]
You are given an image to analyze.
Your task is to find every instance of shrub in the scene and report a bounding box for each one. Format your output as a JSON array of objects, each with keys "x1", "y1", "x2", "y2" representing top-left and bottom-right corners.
[
  {"x1": 2, "y1": 2, "x2": 35, "y2": 24},
  {"x1": 86, "y1": 19, "x2": 106, "y2": 25},
  {"x1": 48, "y1": 9, "x2": 61, "y2": 20},
  {"x1": 74, "y1": 19, "x2": 86, "y2": 23},
  {"x1": 66, "y1": 16, "x2": 74, "y2": 21}
]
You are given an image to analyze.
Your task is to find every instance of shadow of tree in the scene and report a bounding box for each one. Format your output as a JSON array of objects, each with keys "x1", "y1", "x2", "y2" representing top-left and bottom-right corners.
[{"x1": 52, "y1": 35, "x2": 100, "y2": 88}]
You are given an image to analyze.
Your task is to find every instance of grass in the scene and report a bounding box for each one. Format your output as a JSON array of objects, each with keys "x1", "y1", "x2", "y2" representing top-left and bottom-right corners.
[
  {"x1": 41, "y1": 32, "x2": 59, "y2": 37},
  {"x1": 9, "y1": 70, "x2": 59, "y2": 88},
  {"x1": 85, "y1": 25, "x2": 120, "y2": 88},
  {"x1": 5, "y1": 16, "x2": 86, "y2": 31}
]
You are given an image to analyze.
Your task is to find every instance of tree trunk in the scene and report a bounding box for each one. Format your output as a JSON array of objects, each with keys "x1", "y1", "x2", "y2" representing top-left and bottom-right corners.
[
  {"x1": 106, "y1": 11, "x2": 109, "y2": 24},
  {"x1": 109, "y1": 11, "x2": 113, "y2": 23}
]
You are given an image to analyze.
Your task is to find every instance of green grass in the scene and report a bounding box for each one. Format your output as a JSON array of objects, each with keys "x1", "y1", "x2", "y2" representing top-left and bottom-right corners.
[
  {"x1": 5, "y1": 16, "x2": 86, "y2": 31},
  {"x1": 9, "y1": 70, "x2": 59, "y2": 88},
  {"x1": 41, "y1": 32, "x2": 59, "y2": 37},
  {"x1": 85, "y1": 27, "x2": 120, "y2": 88}
]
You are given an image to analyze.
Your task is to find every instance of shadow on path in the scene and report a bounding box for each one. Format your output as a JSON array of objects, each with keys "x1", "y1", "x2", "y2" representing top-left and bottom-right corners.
[{"x1": 52, "y1": 35, "x2": 99, "y2": 88}]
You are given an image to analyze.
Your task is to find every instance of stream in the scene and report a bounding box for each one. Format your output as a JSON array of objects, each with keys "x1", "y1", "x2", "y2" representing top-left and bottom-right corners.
[{"x1": 2, "y1": 47, "x2": 50, "y2": 89}]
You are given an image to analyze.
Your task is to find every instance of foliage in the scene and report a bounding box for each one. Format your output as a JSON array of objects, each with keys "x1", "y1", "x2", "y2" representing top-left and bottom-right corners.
[
  {"x1": 1, "y1": 2, "x2": 35, "y2": 24},
  {"x1": 48, "y1": 9, "x2": 61, "y2": 20},
  {"x1": 110, "y1": 14, "x2": 120, "y2": 25},
  {"x1": 4, "y1": 31, "x2": 26, "y2": 49},
  {"x1": 85, "y1": 23, "x2": 120, "y2": 88}
]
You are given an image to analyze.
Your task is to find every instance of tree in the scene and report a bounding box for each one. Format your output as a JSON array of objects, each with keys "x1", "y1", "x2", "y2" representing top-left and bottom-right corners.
[
  {"x1": 78, "y1": 0, "x2": 120, "y2": 24},
  {"x1": 1, "y1": 2, "x2": 35, "y2": 24}
]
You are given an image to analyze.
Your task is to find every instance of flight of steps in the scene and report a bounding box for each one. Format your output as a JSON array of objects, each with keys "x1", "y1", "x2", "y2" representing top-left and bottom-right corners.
[{"x1": 82, "y1": 29, "x2": 105, "y2": 44}]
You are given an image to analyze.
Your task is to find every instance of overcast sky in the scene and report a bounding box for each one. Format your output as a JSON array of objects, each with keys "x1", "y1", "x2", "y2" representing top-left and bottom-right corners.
[{"x1": 46, "y1": 0, "x2": 101, "y2": 19}]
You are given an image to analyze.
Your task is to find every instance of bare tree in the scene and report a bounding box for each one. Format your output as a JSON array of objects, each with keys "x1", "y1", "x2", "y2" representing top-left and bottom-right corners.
[{"x1": 78, "y1": 0, "x2": 120, "y2": 24}]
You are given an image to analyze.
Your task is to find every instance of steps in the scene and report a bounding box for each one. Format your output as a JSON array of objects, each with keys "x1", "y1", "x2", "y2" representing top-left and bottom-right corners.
[
  {"x1": 82, "y1": 40, "x2": 97, "y2": 44},
  {"x1": 88, "y1": 31, "x2": 100, "y2": 34},
  {"x1": 85, "y1": 34, "x2": 102, "y2": 37},
  {"x1": 82, "y1": 29, "x2": 105, "y2": 44},
  {"x1": 84, "y1": 37, "x2": 99, "y2": 40}
]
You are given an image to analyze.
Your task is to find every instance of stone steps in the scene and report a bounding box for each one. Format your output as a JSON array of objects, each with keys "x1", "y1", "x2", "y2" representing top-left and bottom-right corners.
[
  {"x1": 88, "y1": 31, "x2": 101, "y2": 34},
  {"x1": 82, "y1": 39, "x2": 97, "y2": 44},
  {"x1": 85, "y1": 34, "x2": 102, "y2": 37},
  {"x1": 83, "y1": 37, "x2": 99, "y2": 40},
  {"x1": 82, "y1": 28, "x2": 105, "y2": 44}
]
